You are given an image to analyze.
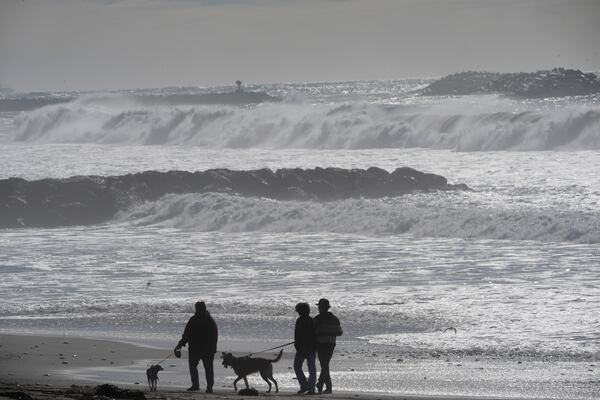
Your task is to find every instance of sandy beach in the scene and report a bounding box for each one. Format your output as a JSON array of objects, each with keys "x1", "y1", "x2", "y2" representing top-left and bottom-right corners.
[
  {"x1": 6, "y1": 332, "x2": 597, "y2": 400},
  {"x1": 0, "y1": 334, "x2": 389, "y2": 399},
  {"x1": 2, "y1": 333, "x2": 543, "y2": 400},
  {"x1": 0, "y1": 334, "x2": 437, "y2": 400}
]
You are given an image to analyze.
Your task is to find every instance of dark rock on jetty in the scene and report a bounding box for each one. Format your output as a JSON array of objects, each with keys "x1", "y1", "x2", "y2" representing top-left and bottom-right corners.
[
  {"x1": 133, "y1": 91, "x2": 281, "y2": 106},
  {"x1": 420, "y1": 68, "x2": 600, "y2": 98},
  {"x1": 0, "y1": 96, "x2": 74, "y2": 112},
  {"x1": 0, "y1": 167, "x2": 468, "y2": 229},
  {"x1": 0, "y1": 91, "x2": 280, "y2": 112}
]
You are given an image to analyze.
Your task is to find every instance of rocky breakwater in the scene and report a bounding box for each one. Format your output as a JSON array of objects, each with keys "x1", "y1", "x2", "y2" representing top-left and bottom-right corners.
[
  {"x1": 134, "y1": 90, "x2": 281, "y2": 106},
  {"x1": 0, "y1": 167, "x2": 469, "y2": 228},
  {"x1": 0, "y1": 90, "x2": 281, "y2": 113},
  {"x1": 420, "y1": 68, "x2": 600, "y2": 98}
]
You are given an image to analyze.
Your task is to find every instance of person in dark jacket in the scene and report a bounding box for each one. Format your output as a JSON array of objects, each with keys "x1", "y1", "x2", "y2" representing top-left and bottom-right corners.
[
  {"x1": 313, "y1": 298, "x2": 342, "y2": 394},
  {"x1": 174, "y1": 301, "x2": 218, "y2": 392},
  {"x1": 294, "y1": 302, "x2": 317, "y2": 394}
]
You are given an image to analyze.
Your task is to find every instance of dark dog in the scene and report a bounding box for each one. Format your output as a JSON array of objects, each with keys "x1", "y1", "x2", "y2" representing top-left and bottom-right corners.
[
  {"x1": 221, "y1": 349, "x2": 283, "y2": 393},
  {"x1": 146, "y1": 364, "x2": 163, "y2": 391}
]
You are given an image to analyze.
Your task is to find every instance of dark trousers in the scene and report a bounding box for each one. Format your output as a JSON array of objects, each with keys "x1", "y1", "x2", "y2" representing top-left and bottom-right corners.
[
  {"x1": 294, "y1": 350, "x2": 317, "y2": 392},
  {"x1": 188, "y1": 352, "x2": 214, "y2": 389},
  {"x1": 317, "y1": 343, "x2": 335, "y2": 391}
]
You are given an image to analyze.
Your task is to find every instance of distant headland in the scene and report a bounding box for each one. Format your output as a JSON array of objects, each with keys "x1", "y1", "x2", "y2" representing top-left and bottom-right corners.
[{"x1": 420, "y1": 68, "x2": 600, "y2": 98}]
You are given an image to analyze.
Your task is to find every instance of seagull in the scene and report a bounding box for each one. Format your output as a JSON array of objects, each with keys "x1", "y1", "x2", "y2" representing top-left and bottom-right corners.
[{"x1": 443, "y1": 327, "x2": 457, "y2": 334}]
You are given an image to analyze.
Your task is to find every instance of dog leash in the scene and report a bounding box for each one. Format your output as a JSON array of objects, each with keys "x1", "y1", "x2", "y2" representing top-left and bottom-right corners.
[
  {"x1": 154, "y1": 351, "x2": 175, "y2": 366},
  {"x1": 247, "y1": 341, "x2": 295, "y2": 357},
  {"x1": 154, "y1": 341, "x2": 295, "y2": 363}
]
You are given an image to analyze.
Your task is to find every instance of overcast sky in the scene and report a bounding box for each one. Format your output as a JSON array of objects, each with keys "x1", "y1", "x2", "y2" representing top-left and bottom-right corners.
[{"x1": 1, "y1": 0, "x2": 599, "y2": 91}]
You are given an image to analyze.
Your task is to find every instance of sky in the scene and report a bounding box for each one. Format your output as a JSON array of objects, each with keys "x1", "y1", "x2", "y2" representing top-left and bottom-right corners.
[{"x1": 1, "y1": 0, "x2": 599, "y2": 91}]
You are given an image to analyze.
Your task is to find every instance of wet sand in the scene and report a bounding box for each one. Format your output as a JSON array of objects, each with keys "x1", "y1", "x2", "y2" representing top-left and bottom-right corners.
[
  {"x1": 4, "y1": 333, "x2": 595, "y2": 400},
  {"x1": 0, "y1": 334, "x2": 474, "y2": 400}
]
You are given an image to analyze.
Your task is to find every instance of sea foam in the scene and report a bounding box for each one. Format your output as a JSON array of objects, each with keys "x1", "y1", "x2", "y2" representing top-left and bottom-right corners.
[
  {"x1": 5, "y1": 98, "x2": 600, "y2": 151},
  {"x1": 115, "y1": 192, "x2": 600, "y2": 243}
]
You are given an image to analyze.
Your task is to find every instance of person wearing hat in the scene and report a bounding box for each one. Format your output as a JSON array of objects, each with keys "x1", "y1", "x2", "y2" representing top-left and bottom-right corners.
[
  {"x1": 174, "y1": 301, "x2": 218, "y2": 393},
  {"x1": 313, "y1": 298, "x2": 343, "y2": 394}
]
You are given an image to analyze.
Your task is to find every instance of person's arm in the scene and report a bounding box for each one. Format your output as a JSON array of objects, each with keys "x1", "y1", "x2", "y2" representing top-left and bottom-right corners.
[
  {"x1": 333, "y1": 316, "x2": 343, "y2": 336},
  {"x1": 176, "y1": 318, "x2": 192, "y2": 350},
  {"x1": 211, "y1": 316, "x2": 218, "y2": 353},
  {"x1": 294, "y1": 319, "x2": 301, "y2": 350}
]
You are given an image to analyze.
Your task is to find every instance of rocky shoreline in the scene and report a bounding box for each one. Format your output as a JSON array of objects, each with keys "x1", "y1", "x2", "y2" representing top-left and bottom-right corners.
[
  {"x1": 420, "y1": 68, "x2": 600, "y2": 98},
  {"x1": 0, "y1": 91, "x2": 281, "y2": 112},
  {"x1": 0, "y1": 167, "x2": 468, "y2": 229}
]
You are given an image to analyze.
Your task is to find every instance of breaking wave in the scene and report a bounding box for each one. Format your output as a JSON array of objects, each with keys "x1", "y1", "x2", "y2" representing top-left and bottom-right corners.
[
  {"x1": 5, "y1": 99, "x2": 600, "y2": 151},
  {"x1": 115, "y1": 192, "x2": 600, "y2": 243}
]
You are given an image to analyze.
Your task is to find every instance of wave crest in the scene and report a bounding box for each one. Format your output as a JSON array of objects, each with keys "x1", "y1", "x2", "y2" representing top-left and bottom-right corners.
[
  {"x1": 116, "y1": 192, "x2": 600, "y2": 243},
  {"x1": 6, "y1": 100, "x2": 600, "y2": 151}
]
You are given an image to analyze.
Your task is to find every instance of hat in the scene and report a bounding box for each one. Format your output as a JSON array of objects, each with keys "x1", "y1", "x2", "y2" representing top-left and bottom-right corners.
[{"x1": 316, "y1": 298, "x2": 330, "y2": 309}]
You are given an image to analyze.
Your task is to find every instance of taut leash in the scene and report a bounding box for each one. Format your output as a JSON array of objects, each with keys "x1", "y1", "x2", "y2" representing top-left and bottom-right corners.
[
  {"x1": 157, "y1": 341, "x2": 295, "y2": 362},
  {"x1": 154, "y1": 351, "x2": 174, "y2": 365},
  {"x1": 247, "y1": 341, "x2": 295, "y2": 357}
]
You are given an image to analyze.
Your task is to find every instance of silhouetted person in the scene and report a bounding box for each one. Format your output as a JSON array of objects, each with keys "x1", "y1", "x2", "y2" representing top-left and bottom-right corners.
[
  {"x1": 175, "y1": 301, "x2": 218, "y2": 392},
  {"x1": 294, "y1": 302, "x2": 317, "y2": 394},
  {"x1": 314, "y1": 298, "x2": 342, "y2": 394}
]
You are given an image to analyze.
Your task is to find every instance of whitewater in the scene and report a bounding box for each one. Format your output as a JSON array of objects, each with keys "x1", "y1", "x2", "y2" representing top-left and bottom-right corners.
[{"x1": 0, "y1": 79, "x2": 599, "y2": 399}]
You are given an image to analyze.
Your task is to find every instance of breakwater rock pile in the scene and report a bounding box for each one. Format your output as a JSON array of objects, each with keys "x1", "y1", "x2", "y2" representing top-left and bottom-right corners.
[
  {"x1": 0, "y1": 91, "x2": 281, "y2": 112},
  {"x1": 133, "y1": 91, "x2": 281, "y2": 106},
  {"x1": 421, "y1": 68, "x2": 600, "y2": 98},
  {"x1": 0, "y1": 167, "x2": 468, "y2": 228}
]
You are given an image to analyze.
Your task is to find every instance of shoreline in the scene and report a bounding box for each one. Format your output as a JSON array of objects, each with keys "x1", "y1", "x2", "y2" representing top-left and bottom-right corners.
[
  {"x1": 1, "y1": 333, "x2": 598, "y2": 400},
  {"x1": 0, "y1": 334, "x2": 492, "y2": 400},
  {"x1": 0, "y1": 384, "x2": 487, "y2": 400},
  {"x1": 0, "y1": 334, "x2": 444, "y2": 400}
]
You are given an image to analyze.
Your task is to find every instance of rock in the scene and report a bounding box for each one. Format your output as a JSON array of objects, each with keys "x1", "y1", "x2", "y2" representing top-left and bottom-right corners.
[
  {"x1": 238, "y1": 387, "x2": 259, "y2": 396},
  {"x1": 0, "y1": 91, "x2": 280, "y2": 113},
  {"x1": 0, "y1": 167, "x2": 468, "y2": 228},
  {"x1": 0, "y1": 391, "x2": 34, "y2": 400},
  {"x1": 135, "y1": 91, "x2": 281, "y2": 107},
  {"x1": 94, "y1": 384, "x2": 145, "y2": 399},
  {"x1": 420, "y1": 68, "x2": 600, "y2": 98}
]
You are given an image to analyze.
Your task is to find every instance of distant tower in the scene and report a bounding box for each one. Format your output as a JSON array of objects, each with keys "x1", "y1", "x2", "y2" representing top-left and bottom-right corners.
[{"x1": 235, "y1": 80, "x2": 243, "y2": 93}]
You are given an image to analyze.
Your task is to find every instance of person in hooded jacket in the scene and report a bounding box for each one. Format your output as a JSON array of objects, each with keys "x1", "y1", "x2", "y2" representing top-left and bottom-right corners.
[
  {"x1": 294, "y1": 302, "x2": 317, "y2": 394},
  {"x1": 174, "y1": 301, "x2": 218, "y2": 393},
  {"x1": 313, "y1": 298, "x2": 343, "y2": 394}
]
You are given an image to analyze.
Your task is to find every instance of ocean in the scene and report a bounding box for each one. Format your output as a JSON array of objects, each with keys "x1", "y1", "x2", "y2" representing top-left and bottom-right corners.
[{"x1": 0, "y1": 79, "x2": 599, "y2": 398}]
